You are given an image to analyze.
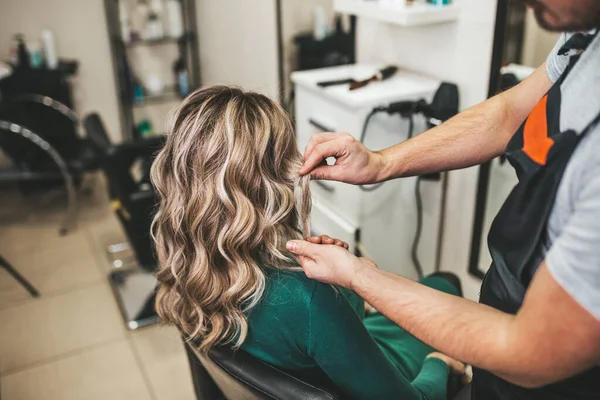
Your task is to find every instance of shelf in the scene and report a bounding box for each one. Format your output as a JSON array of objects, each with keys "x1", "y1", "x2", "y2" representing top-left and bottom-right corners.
[
  {"x1": 122, "y1": 34, "x2": 191, "y2": 48},
  {"x1": 133, "y1": 87, "x2": 182, "y2": 107},
  {"x1": 333, "y1": 0, "x2": 461, "y2": 27}
]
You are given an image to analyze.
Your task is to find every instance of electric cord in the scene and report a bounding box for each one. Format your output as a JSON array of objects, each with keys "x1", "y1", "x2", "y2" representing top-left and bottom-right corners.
[
  {"x1": 405, "y1": 114, "x2": 424, "y2": 279},
  {"x1": 412, "y1": 175, "x2": 425, "y2": 279},
  {"x1": 357, "y1": 108, "x2": 424, "y2": 278}
]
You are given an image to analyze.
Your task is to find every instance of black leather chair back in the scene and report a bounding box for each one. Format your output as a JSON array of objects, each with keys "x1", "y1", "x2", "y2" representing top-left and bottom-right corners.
[
  {"x1": 0, "y1": 101, "x2": 40, "y2": 168},
  {"x1": 0, "y1": 71, "x2": 79, "y2": 160},
  {"x1": 101, "y1": 136, "x2": 164, "y2": 270},
  {"x1": 184, "y1": 341, "x2": 473, "y2": 400},
  {"x1": 83, "y1": 113, "x2": 112, "y2": 157},
  {"x1": 185, "y1": 344, "x2": 343, "y2": 400}
]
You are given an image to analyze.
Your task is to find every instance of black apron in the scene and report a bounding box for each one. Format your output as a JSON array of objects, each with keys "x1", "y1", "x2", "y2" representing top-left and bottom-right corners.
[{"x1": 473, "y1": 32, "x2": 600, "y2": 400}]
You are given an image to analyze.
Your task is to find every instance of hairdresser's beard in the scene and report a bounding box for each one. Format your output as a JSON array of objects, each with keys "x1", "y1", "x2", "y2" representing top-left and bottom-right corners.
[{"x1": 525, "y1": 0, "x2": 600, "y2": 32}]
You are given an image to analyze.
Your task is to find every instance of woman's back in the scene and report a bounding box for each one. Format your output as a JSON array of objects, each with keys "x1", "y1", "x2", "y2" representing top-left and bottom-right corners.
[{"x1": 242, "y1": 269, "x2": 455, "y2": 399}]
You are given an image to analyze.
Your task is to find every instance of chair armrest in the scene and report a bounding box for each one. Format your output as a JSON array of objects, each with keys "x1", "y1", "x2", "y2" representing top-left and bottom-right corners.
[{"x1": 105, "y1": 136, "x2": 165, "y2": 162}]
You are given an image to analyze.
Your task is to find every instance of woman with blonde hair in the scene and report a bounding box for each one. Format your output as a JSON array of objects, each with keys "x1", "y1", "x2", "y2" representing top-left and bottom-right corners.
[{"x1": 151, "y1": 85, "x2": 465, "y2": 399}]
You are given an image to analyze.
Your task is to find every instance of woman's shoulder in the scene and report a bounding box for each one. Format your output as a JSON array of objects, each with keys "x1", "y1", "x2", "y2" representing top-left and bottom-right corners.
[
  {"x1": 261, "y1": 268, "x2": 321, "y2": 307},
  {"x1": 261, "y1": 268, "x2": 358, "y2": 312}
]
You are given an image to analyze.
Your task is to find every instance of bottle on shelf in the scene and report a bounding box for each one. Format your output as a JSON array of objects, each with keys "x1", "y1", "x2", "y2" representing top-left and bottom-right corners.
[
  {"x1": 134, "y1": 0, "x2": 150, "y2": 39},
  {"x1": 146, "y1": 11, "x2": 165, "y2": 40},
  {"x1": 119, "y1": 0, "x2": 132, "y2": 43},
  {"x1": 134, "y1": 78, "x2": 146, "y2": 105},
  {"x1": 173, "y1": 55, "x2": 190, "y2": 98},
  {"x1": 313, "y1": 6, "x2": 329, "y2": 41},
  {"x1": 28, "y1": 42, "x2": 44, "y2": 69},
  {"x1": 14, "y1": 34, "x2": 31, "y2": 69},
  {"x1": 41, "y1": 29, "x2": 59, "y2": 69},
  {"x1": 9, "y1": 36, "x2": 19, "y2": 65},
  {"x1": 166, "y1": 0, "x2": 184, "y2": 39}
]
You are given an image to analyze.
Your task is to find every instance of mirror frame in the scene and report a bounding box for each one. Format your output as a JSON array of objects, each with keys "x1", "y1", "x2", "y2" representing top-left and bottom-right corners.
[{"x1": 467, "y1": 0, "x2": 510, "y2": 279}]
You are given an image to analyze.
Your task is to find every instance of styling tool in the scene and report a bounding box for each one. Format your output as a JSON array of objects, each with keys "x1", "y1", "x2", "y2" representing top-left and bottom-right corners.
[{"x1": 349, "y1": 66, "x2": 398, "y2": 90}]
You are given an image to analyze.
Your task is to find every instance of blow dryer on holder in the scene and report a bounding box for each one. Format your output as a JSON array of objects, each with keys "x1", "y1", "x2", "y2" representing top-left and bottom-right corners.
[
  {"x1": 359, "y1": 82, "x2": 459, "y2": 150},
  {"x1": 383, "y1": 82, "x2": 460, "y2": 126}
]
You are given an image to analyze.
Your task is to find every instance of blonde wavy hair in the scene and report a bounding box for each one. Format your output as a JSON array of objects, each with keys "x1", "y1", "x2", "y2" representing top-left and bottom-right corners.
[{"x1": 150, "y1": 86, "x2": 311, "y2": 351}]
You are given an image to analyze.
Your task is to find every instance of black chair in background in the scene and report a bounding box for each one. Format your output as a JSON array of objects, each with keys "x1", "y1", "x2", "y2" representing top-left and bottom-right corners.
[
  {"x1": 0, "y1": 69, "x2": 104, "y2": 234},
  {"x1": 0, "y1": 104, "x2": 77, "y2": 235},
  {"x1": 84, "y1": 113, "x2": 164, "y2": 329},
  {"x1": 0, "y1": 71, "x2": 101, "y2": 185}
]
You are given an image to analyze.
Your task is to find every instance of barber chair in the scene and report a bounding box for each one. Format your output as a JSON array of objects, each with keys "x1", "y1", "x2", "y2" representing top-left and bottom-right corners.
[
  {"x1": 185, "y1": 343, "x2": 344, "y2": 400},
  {"x1": 184, "y1": 342, "x2": 472, "y2": 400},
  {"x1": 0, "y1": 70, "x2": 101, "y2": 183},
  {"x1": 86, "y1": 113, "x2": 164, "y2": 329},
  {"x1": 0, "y1": 70, "x2": 106, "y2": 234},
  {"x1": 0, "y1": 103, "x2": 77, "y2": 234}
]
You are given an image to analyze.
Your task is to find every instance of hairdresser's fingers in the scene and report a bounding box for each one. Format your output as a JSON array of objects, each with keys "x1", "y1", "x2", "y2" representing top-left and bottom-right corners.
[
  {"x1": 321, "y1": 235, "x2": 335, "y2": 245},
  {"x1": 303, "y1": 132, "x2": 348, "y2": 164},
  {"x1": 335, "y1": 240, "x2": 349, "y2": 249},
  {"x1": 287, "y1": 240, "x2": 323, "y2": 260},
  {"x1": 310, "y1": 164, "x2": 345, "y2": 181},
  {"x1": 306, "y1": 236, "x2": 323, "y2": 244},
  {"x1": 300, "y1": 138, "x2": 348, "y2": 177}
]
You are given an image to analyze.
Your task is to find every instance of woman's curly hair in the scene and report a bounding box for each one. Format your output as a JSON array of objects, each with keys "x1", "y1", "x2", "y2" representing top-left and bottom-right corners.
[{"x1": 150, "y1": 86, "x2": 311, "y2": 351}]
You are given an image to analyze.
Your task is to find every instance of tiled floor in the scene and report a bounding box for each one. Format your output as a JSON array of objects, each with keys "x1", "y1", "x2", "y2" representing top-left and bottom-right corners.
[{"x1": 0, "y1": 176, "x2": 195, "y2": 400}]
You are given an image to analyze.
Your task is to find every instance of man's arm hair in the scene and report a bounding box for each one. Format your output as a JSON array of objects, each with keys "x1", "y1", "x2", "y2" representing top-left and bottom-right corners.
[
  {"x1": 353, "y1": 262, "x2": 600, "y2": 388},
  {"x1": 379, "y1": 63, "x2": 553, "y2": 179}
]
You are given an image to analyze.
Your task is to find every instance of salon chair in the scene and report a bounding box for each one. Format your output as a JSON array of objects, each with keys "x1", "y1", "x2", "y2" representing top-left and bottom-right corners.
[
  {"x1": 184, "y1": 342, "x2": 472, "y2": 400},
  {"x1": 0, "y1": 101, "x2": 79, "y2": 234},
  {"x1": 185, "y1": 343, "x2": 344, "y2": 400},
  {"x1": 87, "y1": 114, "x2": 164, "y2": 329},
  {"x1": 0, "y1": 71, "x2": 100, "y2": 182}
]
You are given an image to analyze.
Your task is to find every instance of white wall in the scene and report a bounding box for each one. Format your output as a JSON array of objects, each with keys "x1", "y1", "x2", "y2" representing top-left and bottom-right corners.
[
  {"x1": 0, "y1": 0, "x2": 122, "y2": 143},
  {"x1": 281, "y1": 0, "x2": 334, "y2": 98},
  {"x1": 521, "y1": 8, "x2": 559, "y2": 68},
  {"x1": 196, "y1": 0, "x2": 279, "y2": 99},
  {"x1": 356, "y1": 0, "x2": 499, "y2": 300}
]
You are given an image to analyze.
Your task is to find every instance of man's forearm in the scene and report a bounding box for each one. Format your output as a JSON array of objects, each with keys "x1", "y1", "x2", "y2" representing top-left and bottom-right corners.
[
  {"x1": 352, "y1": 263, "x2": 600, "y2": 388},
  {"x1": 377, "y1": 64, "x2": 552, "y2": 180},
  {"x1": 379, "y1": 96, "x2": 513, "y2": 179},
  {"x1": 352, "y1": 266, "x2": 544, "y2": 386}
]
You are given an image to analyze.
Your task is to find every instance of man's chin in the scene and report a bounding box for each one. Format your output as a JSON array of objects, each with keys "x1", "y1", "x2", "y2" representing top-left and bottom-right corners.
[
  {"x1": 534, "y1": 11, "x2": 569, "y2": 31},
  {"x1": 535, "y1": 9, "x2": 600, "y2": 32}
]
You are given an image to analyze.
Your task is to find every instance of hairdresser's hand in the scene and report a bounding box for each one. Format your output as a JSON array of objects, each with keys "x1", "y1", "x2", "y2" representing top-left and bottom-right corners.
[
  {"x1": 306, "y1": 235, "x2": 349, "y2": 250},
  {"x1": 427, "y1": 353, "x2": 472, "y2": 384},
  {"x1": 286, "y1": 239, "x2": 378, "y2": 290},
  {"x1": 300, "y1": 132, "x2": 387, "y2": 184}
]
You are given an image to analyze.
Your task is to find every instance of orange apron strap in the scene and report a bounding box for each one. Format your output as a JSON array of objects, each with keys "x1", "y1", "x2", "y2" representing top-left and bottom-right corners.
[{"x1": 523, "y1": 94, "x2": 554, "y2": 165}]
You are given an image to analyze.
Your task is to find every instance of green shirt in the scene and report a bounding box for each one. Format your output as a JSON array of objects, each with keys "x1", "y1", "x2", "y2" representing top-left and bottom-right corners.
[{"x1": 241, "y1": 270, "x2": 457, "y2": 400}]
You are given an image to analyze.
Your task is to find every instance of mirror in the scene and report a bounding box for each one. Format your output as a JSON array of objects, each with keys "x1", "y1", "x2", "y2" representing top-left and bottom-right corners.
[{"x1": 468, "y1": 0, "x2": 560, "y2": 278}]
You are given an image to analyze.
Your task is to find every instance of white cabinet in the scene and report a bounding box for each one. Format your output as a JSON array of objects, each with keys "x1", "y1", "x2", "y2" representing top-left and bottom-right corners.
[{"x1": 292, "y1": 65, "x2": 444, "y2": 279}]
